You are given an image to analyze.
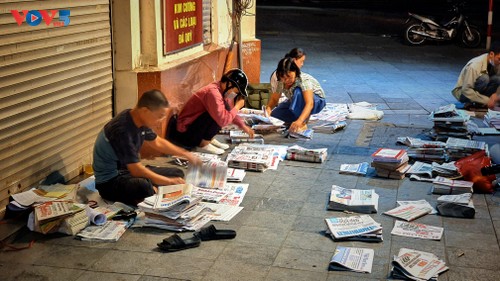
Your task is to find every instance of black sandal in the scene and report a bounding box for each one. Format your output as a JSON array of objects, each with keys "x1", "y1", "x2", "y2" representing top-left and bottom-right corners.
[
  {"x1": 193, "y1": 224, "x2": 236, "y2": 241},
  {"x1": 157, "y1": 234, "x2": 201, "y2": 252}
]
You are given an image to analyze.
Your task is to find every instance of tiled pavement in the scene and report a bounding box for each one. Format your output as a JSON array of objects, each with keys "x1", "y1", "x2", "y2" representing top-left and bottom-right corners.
[{"x1": 2, "y1": 6, "x2": 500, "y2": 281}]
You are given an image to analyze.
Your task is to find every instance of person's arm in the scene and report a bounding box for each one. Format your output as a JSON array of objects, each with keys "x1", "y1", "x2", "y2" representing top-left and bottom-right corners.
[
  {"x1": 460, "y1": 67, "x2": 490, "y2": 105},
  {"x1": 265, "y1": 92, "x2": 281, "y2": 116},
  {"x1": 127, "y1": 162, "x2": 184, "y2": 186},
  {"x1": 488, "y1": 92, "x2": 499, "y2": 109},
  {"x1": 289, "y1": 89, "x2": 314, "y2": 133},
  {"x1": 234, "y1": 97, "x2": 255, "y2": 138},
  {"x1": 148, "y1": 137, "x2": 202, "y2": 166}
]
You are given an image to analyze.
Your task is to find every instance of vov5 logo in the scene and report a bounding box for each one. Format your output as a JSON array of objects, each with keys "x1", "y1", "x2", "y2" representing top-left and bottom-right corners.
[{"x1": 11, "y1": 10, "x2": 70, "y2": 27}]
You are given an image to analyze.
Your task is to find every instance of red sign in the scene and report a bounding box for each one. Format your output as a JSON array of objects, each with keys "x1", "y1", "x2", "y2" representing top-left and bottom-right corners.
[{"x1": 163, "y1": 0, "x2": 203, "y2": 54}]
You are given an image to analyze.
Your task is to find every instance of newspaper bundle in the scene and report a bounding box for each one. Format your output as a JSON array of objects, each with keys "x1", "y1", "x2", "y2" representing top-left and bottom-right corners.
[
  {"x1": 229, "y1": 130, "x2": 265, "y2": 144},
  {"x1": 445, "y1": 137, "x2": 488, "y2": 161},
  {"x1": 391, "y1": 248, "x2": 448, "y2": 280},
  {"x1": 391, "y1": 221, "x2": 444, "y2": 240},
  {"x1": 431, "y1": 176, "x2": 474, "y2": 195},
  {"x1": 383, "y1": 204, "x2": 432, "y2": 222},
  {"x1": 371, "y1": 148, "x2": 410, "y2": 179},
  {"x1": 185, "y1": 159, "x2": 228, "y2": 189},
  {"x1": 329, "y1": 246, "x2": 374, "y2": 273},
  {"x1": 328, "y1": 185, "x2": 379, "y2": 213},
  {"x1": 226, "y1": 144, "x2": 280, "y2": 172},
  {"x1": 311, "y1": 120, "x2": 346, "y2": 133},
  {"x1": 285, "y1": 145, "x2": 328, "y2": 163},
  {"x1": 325, "y1": 215, "x2": 382, "y2": 242},
  {"x1": 436, "y1": 193, "x2": 475, "y2": 218}
]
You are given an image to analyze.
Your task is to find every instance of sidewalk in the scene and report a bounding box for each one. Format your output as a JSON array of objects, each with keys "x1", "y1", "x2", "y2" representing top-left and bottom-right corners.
[{"x1": 1, "y1": 9, "x2": 500, "y2": 281}]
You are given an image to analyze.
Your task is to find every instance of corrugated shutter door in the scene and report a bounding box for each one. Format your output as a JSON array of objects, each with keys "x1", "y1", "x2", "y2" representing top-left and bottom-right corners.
[
  {"x1": 202, "y1": 0, "x2": 211, "y2": 44},
  {"x1": 0, "y1": 0, "x2": 113, "y2": 213}
]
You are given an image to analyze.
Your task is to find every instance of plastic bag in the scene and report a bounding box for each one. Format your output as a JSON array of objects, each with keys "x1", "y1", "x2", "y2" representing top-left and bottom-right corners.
[{"x1": 455, "y1": 150, "x2": 496, "y2": 193}]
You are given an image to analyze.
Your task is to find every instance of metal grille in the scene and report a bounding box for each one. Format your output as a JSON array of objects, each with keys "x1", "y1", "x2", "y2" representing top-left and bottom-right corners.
[{"x1": 0, "y1": 0, "x2": 113, "y2": 214}]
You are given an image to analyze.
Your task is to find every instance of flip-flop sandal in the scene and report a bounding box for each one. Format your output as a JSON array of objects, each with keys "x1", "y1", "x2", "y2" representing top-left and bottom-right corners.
[
  {"x1": 193, "y1": 224, "x2": 236, "y2": 241},
  {"x1": 157, "y1": 234, "x2": 201, "y2": 252}
]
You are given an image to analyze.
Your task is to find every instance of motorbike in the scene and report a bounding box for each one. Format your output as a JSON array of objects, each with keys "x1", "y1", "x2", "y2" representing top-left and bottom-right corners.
[{"x1": 403, "y1": 1, "x2": 481, "y2": 48}]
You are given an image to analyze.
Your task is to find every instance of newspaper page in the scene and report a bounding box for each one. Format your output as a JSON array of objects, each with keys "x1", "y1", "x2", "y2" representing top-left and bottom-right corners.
[
  {"x1": 202, "y1": 202, "x2": 243, "y2": 221},
  {"x1": 392, "y1": 248, "x2": 448, "y2": 280},
  {"x1": 11, "y1": 188, "x2": 54, "y2": 207},
  {"x1": 34, "y1": 201, "x2": 76, "y2": 223},
  {"x1": 391, "y1": 221, "x2": 444, "y2": 240},
  {"x1": 218, "y1": 183, "x2": 249, "y2": 207},
  {"x1": 191, "y1": 186, "x2": 229, "y2": 203},
  {"x1": 76, "y1": 220, "x2": 128, "y2": 242},
  {"x1": 325, "y1": 215, "x2": 382, "y2": 239},
  {"x1": 328, "y1": 185, "x2": 379, "y2": 213},
  {"x1": 383, "y1": 204, "x2": 431, "y2": 221},
  {"x1": 397, "y1": 199, "x2": 436, "y2": 215},
  {"x1": 329, "y1": 246, "x2": 374, "y2": 273},
  {"x1": 154, "y1": 184, "x2": 193, "y2": 210},
  {"x1": 405, "y1": 161, "x2": 433, "y2": 178},
  {"x1": 437, "y1": 193, "x2": 472, "y2": 204},
  {"x1": 433, "y1": 176, "x2": 473, "y2": 188},
  {"x1": 339, "y1": 162, "x2": 369, "y2": 175},
  {"x1": 185, "y1": 159, "x2": 227, "y2": 189},
  {"x1": 226, "y1": 168, "x2": 246, "y2": 182}
]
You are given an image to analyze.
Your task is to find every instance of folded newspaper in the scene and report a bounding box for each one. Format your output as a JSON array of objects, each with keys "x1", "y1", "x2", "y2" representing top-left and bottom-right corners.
[
  {"x1": 185, "y1": 159, "x2": 227, "y2": 189},
  {"x1": 325, "y1": 215, "x2": 382, "y2": 240},
  {"x1": 436, "y1": 193, "x2": 475, "y2": 218},
  {"x1": 154, "y1": 184, "x2": 194, "y2": 211},
  {"x1": 339, "y1": 162, "x2": 369, "y2": 176},
  {"x1": 329, "y1": 246, "x2": 374, "y2": 273},
  {"x1": 383, "y1": 204, "x2": 432, "y2": 221},
  {"x1": 285, "y1": 145, "x2": 328, "y2": 163},
  {"x1": 328, "y1": 185, "x2": 379, "y2": 213},
  {"x1": 391, "y1": 248, "x2": 448, "y2": 281},
  {"x1": 391, "y1": 221, "x2": 444, "y2": 240}
]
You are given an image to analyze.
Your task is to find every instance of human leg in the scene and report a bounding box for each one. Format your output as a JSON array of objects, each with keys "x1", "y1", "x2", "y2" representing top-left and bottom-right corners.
[
  {"x1": 96, "y1": 172, "x2": 155, "y2": 206},
  {"x1": 270, "y1": 101, "x2": 296, "y2": 123}
]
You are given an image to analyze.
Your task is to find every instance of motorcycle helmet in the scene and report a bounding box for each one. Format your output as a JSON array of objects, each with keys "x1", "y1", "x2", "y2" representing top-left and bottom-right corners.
[{"x1": 222, "y1": 68, "x2": 248, "y2": 97}]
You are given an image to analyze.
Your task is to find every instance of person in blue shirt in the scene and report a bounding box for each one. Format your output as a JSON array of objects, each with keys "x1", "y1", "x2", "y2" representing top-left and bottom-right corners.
[{"x1": 92, "y1": 89, "x2": 201, "y2": 206}]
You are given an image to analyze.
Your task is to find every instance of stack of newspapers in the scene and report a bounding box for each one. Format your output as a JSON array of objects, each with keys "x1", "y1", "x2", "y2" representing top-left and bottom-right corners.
[
  {"x1": 483, "y1": 109, "x2": 500, "y2": 130},
  {"x1": 339, "y1": 162, "x2": 369, "y2": 176},
  {"x1": 391, "y1": 221, "x2": 443, "y2": 240},
  {"x1": 436, "y1": 193, "x2": 475, "y2": 218},
  {"x1": 445, "y1": 137, "x2": 488, "y2": 161},
  {"x1": 327, "y1": 185, "x2": 379, "y2": 214},
  {"x1": 226, "y1": 144, "x2": 282, "y2": 172},
  {"x1": 325, "y1": 215, "x2": 383, "y2": 242},
  {"x1": 371, "y1": 148, "x2": 410, "y2": 179},
  {"x1": 391, "y1": 248, "x2": 448, "y2": 280},
  {"x1": 229, "y1": 130, "x2": 265, "y2": 144},
  {"x1": 429, "y1": 104, "x2": 470, "y2": 140},
  {"x1": 431, "y1": 176, "x2": 474, "y2": 195},
  {"x1": 136, "y1": 184, "x2": 213, "y2": 231},
  {"x1": 397, "y1": 136, "x2": 447, "y2": 163},
  {"x1": 285, "y1": 145, "x2": 327, "y2": 163},
  {"x1": 185, "y1": 159, "x2": 228, "y2": 189}
]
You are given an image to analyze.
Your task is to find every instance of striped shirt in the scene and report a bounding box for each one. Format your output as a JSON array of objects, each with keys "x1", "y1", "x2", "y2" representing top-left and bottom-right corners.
[{"x1": 276, "y1": 72, "x2": 325, "y2": 100}]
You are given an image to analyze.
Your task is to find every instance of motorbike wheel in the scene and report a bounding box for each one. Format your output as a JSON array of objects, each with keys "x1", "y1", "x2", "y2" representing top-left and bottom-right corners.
[
  {"x1": 460, "y1": 26, "x2": 481, "y2": 48},
  {"x1": 404, "y1": 23, "x2": 426, "y2": 46}
]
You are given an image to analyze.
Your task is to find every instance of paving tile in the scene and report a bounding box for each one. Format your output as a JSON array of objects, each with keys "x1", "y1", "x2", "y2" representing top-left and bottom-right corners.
[
  {"x1": 445, "y1": 266, "x2": 500, "y2": 281},
  {"x1": 253, "y1": 197, "x2": 305, "y2": 214},
  {"x1": 446, "y1": 247, "x2": 500, "y2": 270},
  {"x1": 233, "y1": 225, "x2": 288, "y2": 247},
  {"x1": 265, "y1": 267, "x2": 327, "y2": 281},
  {"x1": 203, "y1": 259, "x2": 270, "y2": 281},
  {"x1": 34, "y1": 244, "x2": 108, "y2": 270},
  {"x1": 144, "y1": 255, "x2": 214, "y2": 280},
  {"x1": 444, "y1": 230, "x2": 499, "y2": 251},
  {"x1": 1, "y1": 264, "x2": 85, "y2": 281},
  {"x1": 90, "y1": 250, "x2": 161, "y2": 274},
  {"x1": 77, "y1": 271, "x2": 141, "y2": 281},
  {"x1": 292, "y1": 215, "x2": 331, "y2": 234},
  {"x1": 218, "y1": 241, "x2": 281, "y2": 266},
  {"x1": 273, "y1": 247, "x2": 333, "y2": 272},
  {"x1": 138, "y1": 276, "x2": 185, "y2": 281},
  {"x1": 442, "y1": 217, "x2": 495, "y2": 235},
  {"x1": 242, "y1": 211, "x2": 297, "y2": 230},
  {"x1": 283, "y1": 230, "x2": 334, "y2": 252},
  {"x1": 263, "y1": 185, "x2": 311, "y2": 202}
]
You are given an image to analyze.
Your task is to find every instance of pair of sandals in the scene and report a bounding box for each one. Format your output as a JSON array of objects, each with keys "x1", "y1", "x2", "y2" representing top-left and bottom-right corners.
[{"x1": 157, "y1": 224, "x2": 236, "y2": 252}]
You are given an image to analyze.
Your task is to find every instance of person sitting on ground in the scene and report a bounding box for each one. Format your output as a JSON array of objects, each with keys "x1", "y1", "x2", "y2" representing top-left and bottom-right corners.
[
  {"x1": 92, "y1": 89, "x2": 201, "y2": 206},
  {"x1": 265, "y1": 57, "x2": 326, "y2": 133},
  {"x1": 452, "y1": 41, "x2": 500, "y2": 108},
  {"x1": 270, "y1": 48, "x2": 307, "y2": 101},
  {"x1": 166, "y1": 68, "x2": 255, "y2": 155}
]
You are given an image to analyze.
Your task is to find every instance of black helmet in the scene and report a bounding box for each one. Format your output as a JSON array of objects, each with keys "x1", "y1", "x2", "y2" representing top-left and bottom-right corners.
[{"x1": 222, "y1": 68, "x2": 248, "y2": 97}]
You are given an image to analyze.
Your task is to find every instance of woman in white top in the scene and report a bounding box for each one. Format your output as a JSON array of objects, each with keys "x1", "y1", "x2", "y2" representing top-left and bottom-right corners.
[{"x1": 270, "y1": 48, "x2": 307, "y2": 103}]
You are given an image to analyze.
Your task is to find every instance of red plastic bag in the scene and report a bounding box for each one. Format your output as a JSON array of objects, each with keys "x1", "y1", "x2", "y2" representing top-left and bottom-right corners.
[{"x1": 455, "y1": 150, "x2": 496, "y2": 193}]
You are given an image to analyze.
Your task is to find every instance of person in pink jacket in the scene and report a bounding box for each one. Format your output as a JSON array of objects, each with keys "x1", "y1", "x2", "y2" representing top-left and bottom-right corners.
[{"x1": 166, "y1": 69, "x2": 254, "y2": 154}]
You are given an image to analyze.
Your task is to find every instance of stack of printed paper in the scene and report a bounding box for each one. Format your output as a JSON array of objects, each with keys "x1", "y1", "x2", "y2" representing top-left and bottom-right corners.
[
  {"x1": 391, "y1": 248, "x2": 448, "y2": 280},
  {"x1": 329, "y1": 246, "x2": 374, "y2": 273},
  {"x1": 285, "y1": 145, "x2": 327, "y2": 163},
  {"x1": 371, "y1": 148, "x2": 410, "y2": 179},
  {"x1": 325, "y1": 215, "x2": 383, "y2": 242},
  {"x1": 328, "y1": 185, "x2": 379, "y2": 214}
]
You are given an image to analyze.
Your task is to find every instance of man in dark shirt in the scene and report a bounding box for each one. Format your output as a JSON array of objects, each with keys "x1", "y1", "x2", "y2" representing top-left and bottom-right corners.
[{"x1": 93, "y1": 89, "x2": 201, "y2": 205}]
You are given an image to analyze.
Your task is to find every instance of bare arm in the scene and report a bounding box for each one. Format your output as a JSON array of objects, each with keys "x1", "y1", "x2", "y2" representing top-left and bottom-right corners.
[
  {"x1": 488, "y1": 92, "x2": 499, "y2": 109},
  {"x1": 148, "y1": 137, "x2": 202, "y2": 166},
  {"x1": 127, "y1": 162, "x2": 185, "y2": 186},
  {"x1": 289, "y1": 90, "x2": 314, "y2": 133},
  {"x1": 265, "y1": 92, "x2": 281, "y2": 116}
]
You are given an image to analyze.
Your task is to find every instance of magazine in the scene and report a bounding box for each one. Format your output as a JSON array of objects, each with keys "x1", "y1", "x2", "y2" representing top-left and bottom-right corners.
[
  {"x1": 328, "y1": 185, "x2": 379, "y2": 213},
  {"x1": 391, "y1": 221, "x2": 443, "y2": 240},
  {"x1": 383, "y1": 204, "x2": 431, "y2": 221},
  {"x1": 339, "y1": 162, "x2": 369, "y2": 176},
  {"x1": 325, "y1": 215, "x2": 382, "y2": 239},
  {"x1": 154, "y1": 184, "x2": 194, "y2": 211},
  {"x1": 391, "y1": 248, "x2": 448, "y2": 281},
  {"x1": 329, "y1": 246, "x2": 374, "y2": 273}
]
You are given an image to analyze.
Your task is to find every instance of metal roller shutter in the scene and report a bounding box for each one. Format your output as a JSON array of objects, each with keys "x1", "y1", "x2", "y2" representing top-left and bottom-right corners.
[{"x1": 0, "y1": 0, "x2": 113, "y2": 215}]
